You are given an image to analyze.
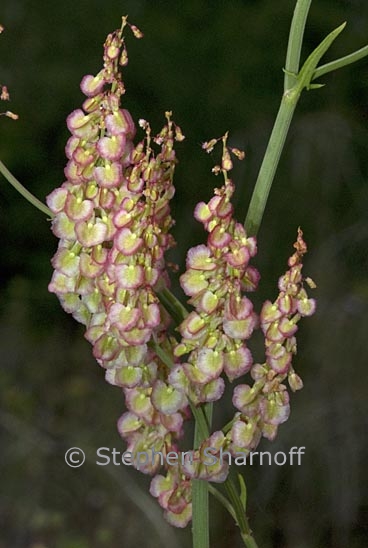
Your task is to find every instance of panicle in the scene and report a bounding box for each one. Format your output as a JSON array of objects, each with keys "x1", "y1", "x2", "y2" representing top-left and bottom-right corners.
[
  {"x1": 47, "y1": 20, "x2": 188, "y2": 494},
  {"x1": 46, "y1": 20, "x2": 317, "y2": 529},
  {"x1": 228, "y1": 228, "x2": 316, "y2": 452},
  {"x1": 175, "y1": 134, "x2": 257, "y2": 409}
]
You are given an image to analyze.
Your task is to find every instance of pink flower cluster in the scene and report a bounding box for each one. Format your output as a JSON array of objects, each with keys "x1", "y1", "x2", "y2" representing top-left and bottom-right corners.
[
  {"x1": 229, "y1": 227, "x2": 316, "y2": 452},
  {"x1": 47, "y1": 23, "x2": 316, "y2": 530},
  {"x1": 150, "y1": 140, "x2": 316, "y2": 523},
  {"x1": 170, "y1": 140, "x2": 259, "y2": 406},
  {"x1": 150, "y1": 462, "x2": 192, "y2": 527},
  {"x1": 47, "y1": 20, "x2": 189, "y2": 489}
]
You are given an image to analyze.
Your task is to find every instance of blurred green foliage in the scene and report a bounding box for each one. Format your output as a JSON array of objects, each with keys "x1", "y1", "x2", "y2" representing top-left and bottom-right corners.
[{"x1": 1, "y1": 1, "x2": 368, "y2": 547}]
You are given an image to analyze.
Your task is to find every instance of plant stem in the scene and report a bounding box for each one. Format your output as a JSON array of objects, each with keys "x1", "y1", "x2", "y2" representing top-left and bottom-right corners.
[
  {"x1": 244, "y1": 92, "x2": 299, "y2": 237},
  {"x1": 244, "y1": 0, "x2": 313, "y2": 236},
  {"x1": 284, "y1": 0, "x2": 312, "y2": 91},
  {"x1": 240, "y1": 532, "x2": 259, "y2": 548},
  {"x1": 192, "y1": 477, "x2": 209, "y2": 548},
  {"x1": 157, "y1": 287, "x2": 188, "y2": 324},
  {"x1": 245, "y1": 6, "x2": 350, "y2": 238},
  {"x1": 192, "y1": 403, "x2": 213, "y2": 548},
  {"x1": 0, "y1": 160, "x2": 53, "y2": 217},
  {"x1": 190, "y1": 402, "x2": 211, "y2": 439}
]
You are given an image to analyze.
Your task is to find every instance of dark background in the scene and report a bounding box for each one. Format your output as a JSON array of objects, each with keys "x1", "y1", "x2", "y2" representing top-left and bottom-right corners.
[{"x1": 1, "y1": 1, "x2": 367, "y2": 547}]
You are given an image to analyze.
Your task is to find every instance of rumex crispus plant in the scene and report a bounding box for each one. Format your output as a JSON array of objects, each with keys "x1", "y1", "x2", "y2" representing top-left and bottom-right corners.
[
  {"x1": 45, "y1": 18, "x2": 316, "y2": 534},
  {"x1": 1, "y1": 2, "x2": 367, "y2": 547}
]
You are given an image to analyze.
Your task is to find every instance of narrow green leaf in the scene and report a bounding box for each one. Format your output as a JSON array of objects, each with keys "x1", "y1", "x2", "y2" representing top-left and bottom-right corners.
[
  {"x1": 296, "y1": 22, "x2": 346, "y2": 94},
  {"x1": 307, "y1": 83, "x2": 325, "y2": 90},
  {"x1": 313, "y1": 43, "x2": 368, "y2": 80},
  {"x1": 208, "y1": 485, "x2": 237, "y2": 522}
]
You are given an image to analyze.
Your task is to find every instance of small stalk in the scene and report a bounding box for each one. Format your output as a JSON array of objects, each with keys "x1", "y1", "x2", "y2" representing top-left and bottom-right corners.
[
  {"x1": 192, "y1": 403, "x2": 213, "y2": 548},
  {"x1": 157, "y1": 287, "x2": 188, "y2": 324},
  {"x1": 0, "y1": 160, "x2": 53, "y2": 217}
]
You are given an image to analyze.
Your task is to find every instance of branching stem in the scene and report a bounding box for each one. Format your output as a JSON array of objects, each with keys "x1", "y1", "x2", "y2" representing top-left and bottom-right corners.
[{"x1": 0, "y1": 160, "x2": 53, "y2": 218}]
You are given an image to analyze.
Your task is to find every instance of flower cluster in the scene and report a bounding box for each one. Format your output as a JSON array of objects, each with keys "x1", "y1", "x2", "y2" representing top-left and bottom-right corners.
[
  {"x1": 149, "y1": 431, "x2": 228, "y2": 528},
  {"x1": 47, "y1": 18, "x2": 188, "y2": 479},
  {"x1": 47, "y1": 21, "x2": 316, "y2": 531},
  {"x1": 150, "y1": 139, "x2": 316, "y2": 520},
  {"x1": 170, "y1": 134, "x2": 259, "y2": 406},
  {"x1": 149, "y1": 138, "x2": 260, "y2": 514},
  {"x1": 150, "y1": 462, "x2": 192, "y2": 527},
  {"x1": 229, "y1": 227, "x2": 316, "y2": 452}
]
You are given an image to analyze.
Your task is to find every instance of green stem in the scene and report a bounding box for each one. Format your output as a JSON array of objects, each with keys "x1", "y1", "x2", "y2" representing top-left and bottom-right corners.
[
  {"x1": 245, "y1": 0, "x2": 313, "y2": 236},
  {"x1": 245, "y1": 12, "x2": 348, "y2": 237},
  {"x1": 313, "y1": 44, "x2": 368, "y2": 80},
  {"x1": 192, "y1": 402, "x2": 213, "y2": 548},
  {"x1": 240, "y1": 532, "x2": 259, "y2": 548},
  {"x1": 244, "y1": 93, "x2": 298, "y2": 236},
  {"x1": 0, "y1": 160, "x2": 53, "y2": 217},
  {"x1": 149, "y1": 319, "x2": 255, "y2": 548},
  {"x1": 157, "y1": 287, "x2": 188, "y2": 325},
  {"x1": 189, "y1": 402, "x2": 211, "y2": 439},
  {"x1": 190, "y1": 400, "x2": 257, "y2": 548},
  {"x1": 150, "y1": 339, "x2": 218, "y2": 542},
  {"x1": 284, "y1": 0, "x2": 312, "y2": 91},
  {"x1": 150, "y1": 340, "x2": 174, "y2": 369}
]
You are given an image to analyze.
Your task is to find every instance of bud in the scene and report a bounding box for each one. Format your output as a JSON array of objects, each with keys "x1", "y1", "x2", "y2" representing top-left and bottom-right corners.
[
  {"x1": 3, "y1": 110, "x2": 19, "y2": 120},
  {"x1": 230, "y1": 147, "x2": 245, "y2": 160},
  {"x1": 130, "y1": 24, "x2": 144, "y2": 39},
  {"x1": 202, "y1": 138, "x2": 218, "y2": 153},
  {"x1": 1, "y1": 85, "x2": 9, "y2": 101},
  {"x1": 305, "y1": 276, "x2": 317, "y2": 289},
  {"x1": 120, "y1": 45, "x2": 128, "y2": 66},
  {"x1": 288, "y1": 372, "x2": 304, "y2": 392},
  {"x1": 222, "y1": 148, "x2": 233, "y2": 171},
  {"x1": 175, "y1": 125, "x2": 185, "y2": 142}
]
